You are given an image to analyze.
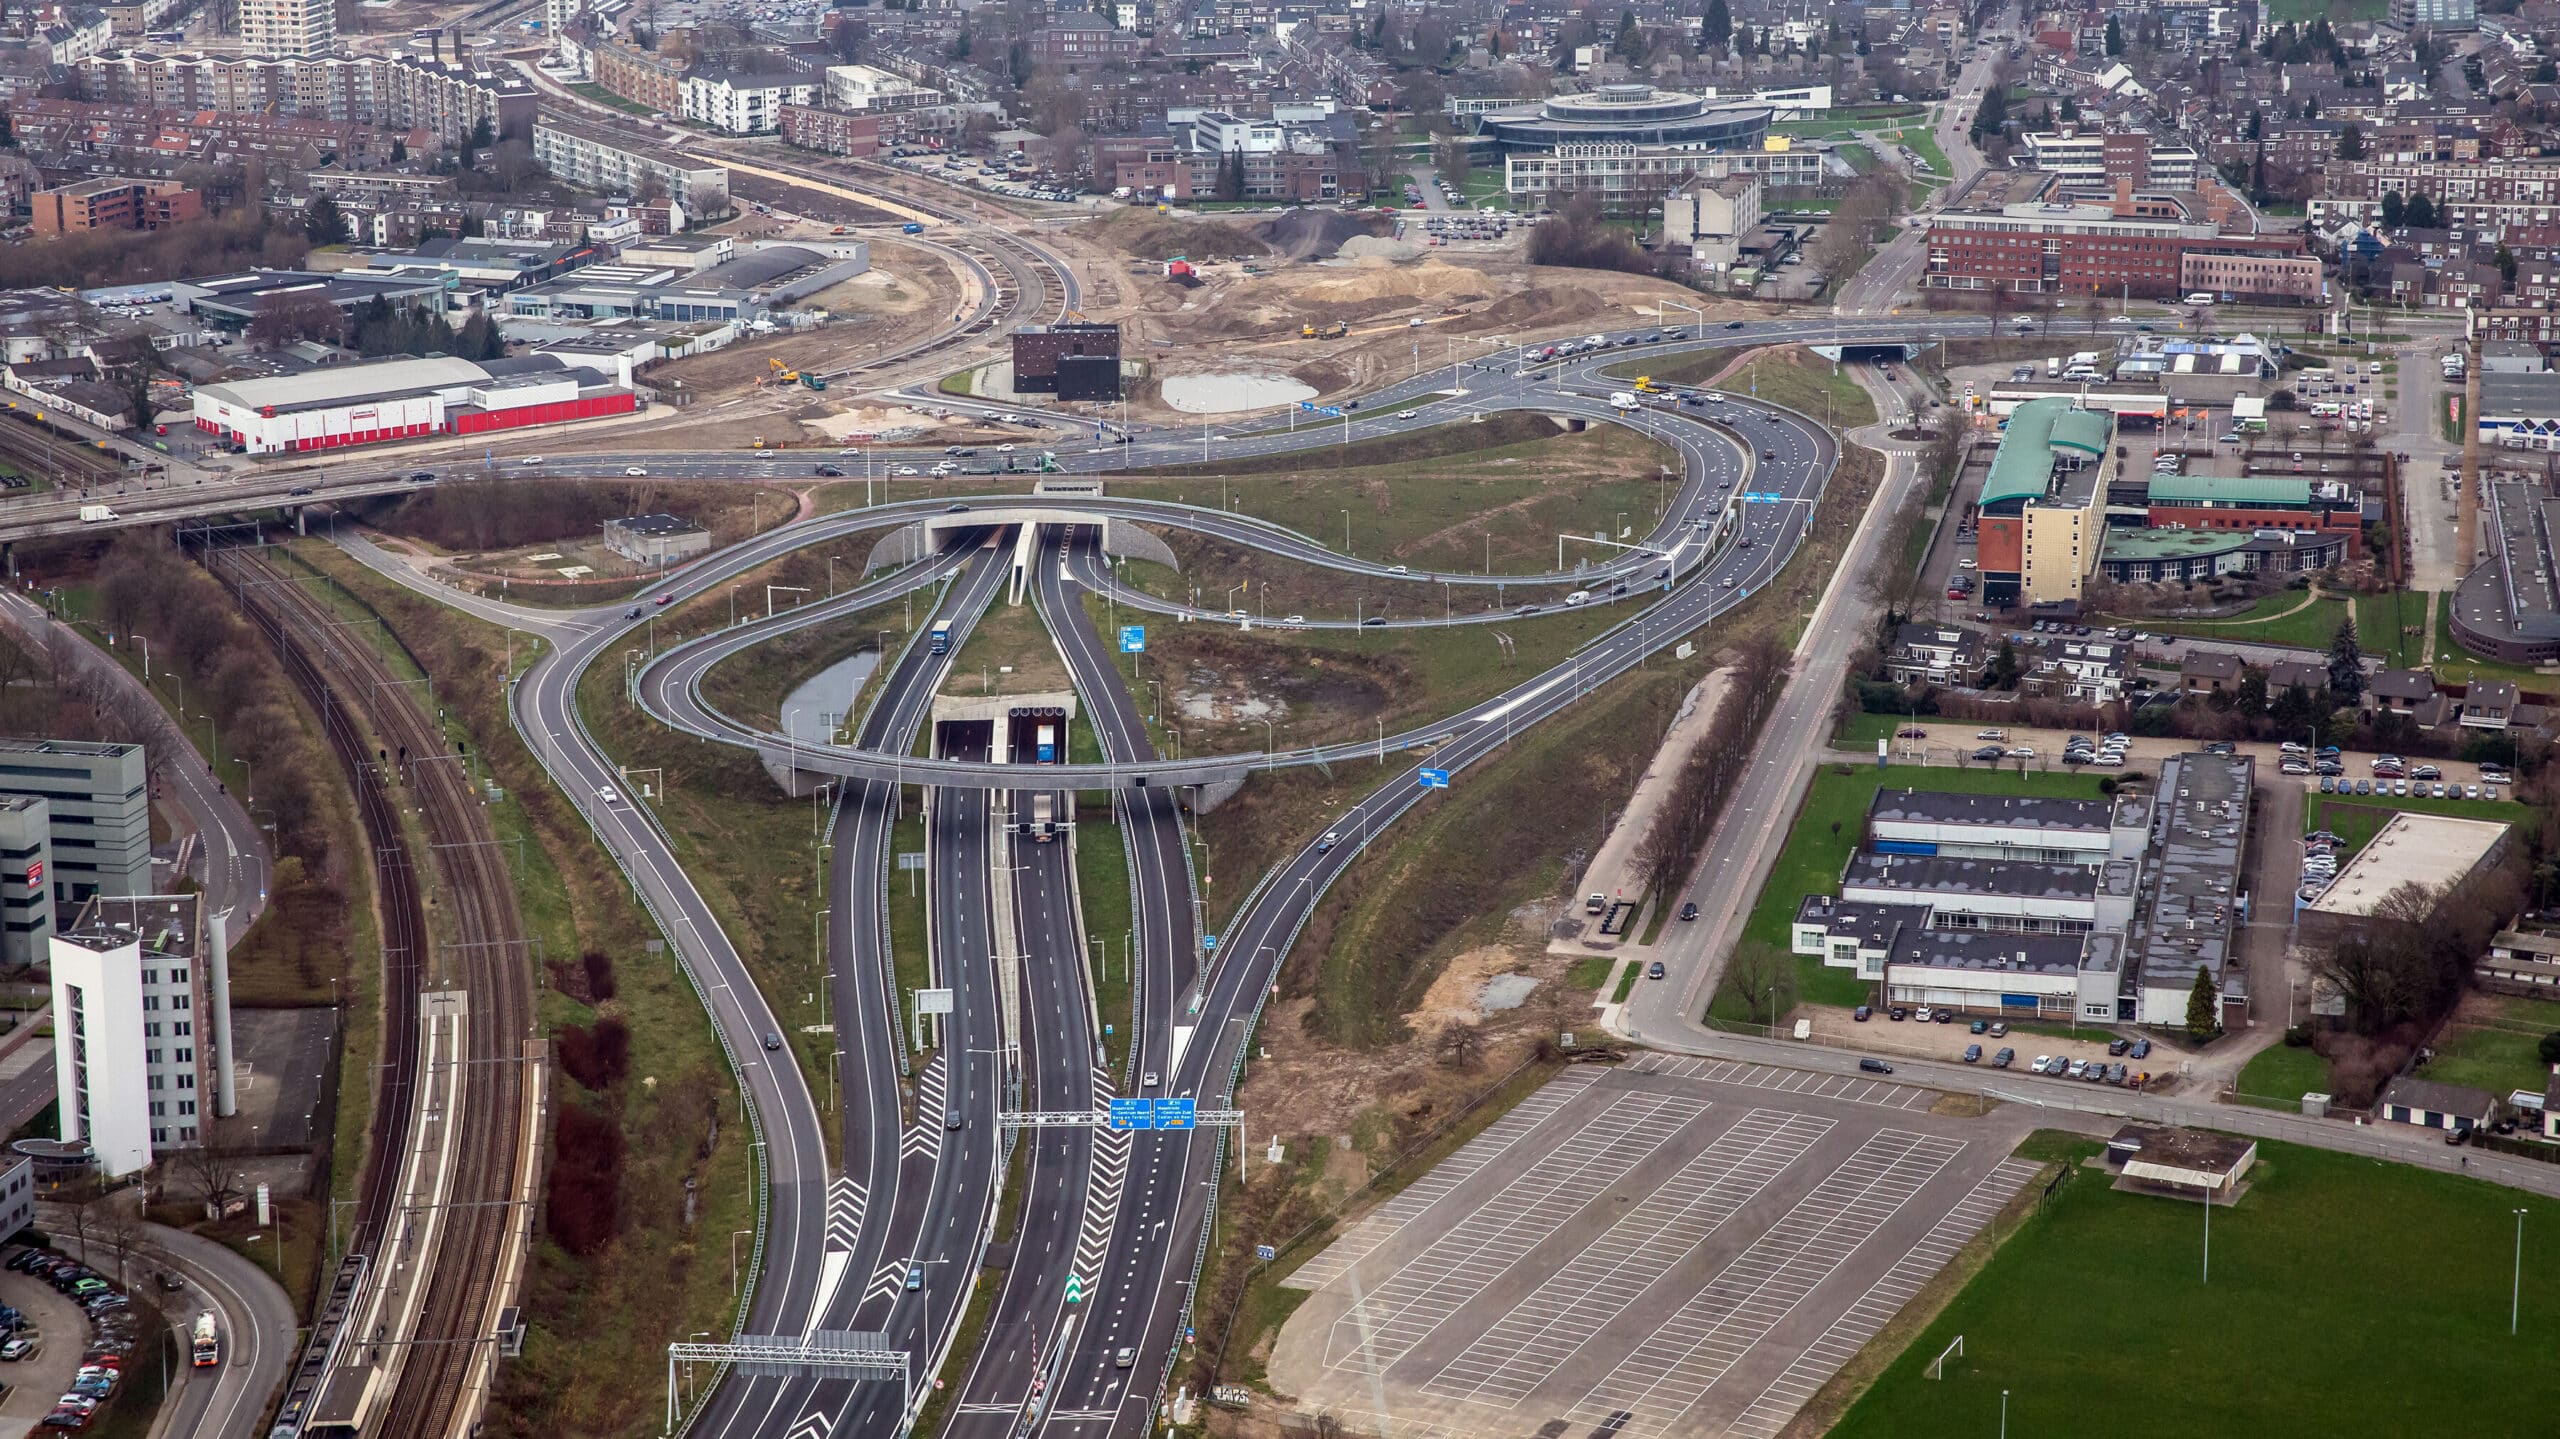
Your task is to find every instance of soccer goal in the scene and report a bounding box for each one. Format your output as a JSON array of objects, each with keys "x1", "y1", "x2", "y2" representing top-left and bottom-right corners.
[{"x1": 1925, "y1": 1334, "x2": 1964, "y2": 1380}]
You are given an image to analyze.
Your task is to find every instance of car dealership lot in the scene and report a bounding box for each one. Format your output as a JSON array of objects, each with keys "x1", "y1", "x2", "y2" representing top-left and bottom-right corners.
[{"x1": 1266, "y1": 1059, "x2": 2044, "y2": 1439}]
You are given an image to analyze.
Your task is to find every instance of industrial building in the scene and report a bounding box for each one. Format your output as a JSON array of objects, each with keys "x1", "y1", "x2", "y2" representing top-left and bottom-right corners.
[
  {"x1": 1010, "y1": 321, "x2": 1121, "y2": 400},
  {"x1": 0, "y1": 739, "x2": 150, "y2": 905},
  {"x1": 1973, "y1": 397, "x2": 2113, "y2": 609},
  {"x1": 503, "y1": 243, "x2": 866, "y2": 329},
  {"x1": 190, "y1": 354, "x2": 636, "y2": 455},
  {"x1": 49, "y1": 893, "x2": 237, "y2": 1178},
  {"x1": 2451, "y1": 479, "x2": 2560, "y2": 664},
  {"x1": 2299, "y1": 811, "x2": 2512, "y2": 946},
  {"x1": 174, "y1": 269, "x2": 452, "y2": 334},
  {"x1": 1790, "y1": 754, "x2": 2256, "y2": 1027}
]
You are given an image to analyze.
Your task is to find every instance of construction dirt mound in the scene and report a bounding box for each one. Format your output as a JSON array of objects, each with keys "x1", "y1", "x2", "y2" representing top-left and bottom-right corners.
[
  {"x1": 1335, "y1": 234, "x2": 1425, "y2": 263},
  {"x1": 1290, "y1": 257, "x2": 1495, "y2": 310},
  {"x1": 1073, "y1": 209, "x2": 1271, "y2": 261},
  {"x1": 1251, "y1": 209, "x2": 1391, "y2": 260}
]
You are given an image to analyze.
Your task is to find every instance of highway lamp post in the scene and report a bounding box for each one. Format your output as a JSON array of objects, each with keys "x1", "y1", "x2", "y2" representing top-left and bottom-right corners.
[
  {"x1": 1260, "y1": 718, "x2": 1276, "y2": 771},
  {"x1": 730, "y1": 1229, "x2": 754, "y2": 1295},
  {"x1": 1341, "y1": 509, "x2": 1352, "y2": 556},
  {"x1": 1145, "y1": 679, "x2": 1161, "y2": 722},
  {"x1": 2516, "y1": 1208, "x2": 2530, "y2": 1336},
  {"x1": 2000, "y1": 1390, "x2": 2009, "y2": 1439}
]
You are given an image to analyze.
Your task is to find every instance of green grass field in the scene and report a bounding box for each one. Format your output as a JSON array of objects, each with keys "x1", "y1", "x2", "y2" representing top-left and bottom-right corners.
[
  {"x1": 1890, "y1": 127, "x2": 1951, "y2": 178},
  {"x1": 2119, "y1": 591, "x2": 2351, "y2": 652},
  {"x1": 1602, "y1": 346, "x2": 1879, "y2": 429},
  {"x1": 2353, "y1": 590, "x2": 2429, "y2": 669},
  {"x1": 2426, "y1": 996, "x2": 2560, "y2": 1099},
  {"x1": 1829, "y1": 1135, "x2": 2560, "y2": 1438},
  {"x1": 2234, "y1": 1042, "x2": 2331, "y2": 1107},
  {"x1": 1742, "y1": 764, "x2": 2112, "y2": 1006}
]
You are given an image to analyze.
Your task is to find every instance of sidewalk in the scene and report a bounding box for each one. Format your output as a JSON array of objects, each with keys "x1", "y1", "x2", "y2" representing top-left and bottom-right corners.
[
  {"x1": 1546, "y1": 667, "x2": 1733, "y2": 959},
  {"x1": 35, "y1": 1204, "x2": 295, "y2": 1439}
]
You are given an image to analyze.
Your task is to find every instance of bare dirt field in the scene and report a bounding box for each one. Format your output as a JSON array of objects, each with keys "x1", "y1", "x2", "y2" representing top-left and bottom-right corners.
[{"x1": 649, "y1": 238, "x2": 968, "y2": 400}]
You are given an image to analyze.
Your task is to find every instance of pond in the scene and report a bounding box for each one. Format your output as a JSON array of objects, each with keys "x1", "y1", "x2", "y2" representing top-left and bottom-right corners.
[
  {"x1": 780, "y1": 650, "x2": 881, "y2": 744},
  {"x1": 1160, "y1": 372, "x2": 1317, "y2": 414}
]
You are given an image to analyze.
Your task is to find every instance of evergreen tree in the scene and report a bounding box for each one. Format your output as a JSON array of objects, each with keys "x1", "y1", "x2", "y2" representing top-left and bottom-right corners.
[
  {"x1": 2337, "y1": 122, "x2": 2365, "y2": 160},
  {"x1": 0, "y1": 110, "x2": 14, "y2": 148},
  {"x1": 1702, "y1": 0, "x2": 1730, "y2": 51},
  {"x1": 2185, "y1": 965, "x2": 2220, "y2": 1041},
  {"x1": 2105, "y1": 16, "x2": 2123, "y2": 54},
  {"x1": 391, "y1": 137, "x2": 407, "y2": 164},
  {"x1": 303, "y1": 194, "x2": 346, "y2": 245},
  {"x1": 2328, "y1": 616, "x2": 2365, "y2": 699},
  {"x1": 2499, "y1": 241, "x2": 2519, "y2": 287},
  {"x1": 2381, "y1": 190, "x2": 2405, "y2": 228},
  {"x1": 2408, "y1": 193, "x2": 2439, "y2": 228}
]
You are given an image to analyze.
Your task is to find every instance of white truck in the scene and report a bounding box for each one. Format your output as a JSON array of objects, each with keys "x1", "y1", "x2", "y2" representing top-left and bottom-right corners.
[
  {"x1": 1030, "y1": 792, "x2": 1056, "y2": 842},
  {"x1": 78, "y1": 504, "x2": 114, "y2": 523}
]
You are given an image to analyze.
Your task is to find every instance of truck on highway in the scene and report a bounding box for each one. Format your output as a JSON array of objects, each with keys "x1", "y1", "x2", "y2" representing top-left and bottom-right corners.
[
  {"x1": 1035, "y1": 723, "x2": 1056, "y2": 763},
  {"x1": 191, "y1": 1313, "x2": 219, "y2": 1367},
  {"x1": 1608, "y1": 390, "x2": 1642, "y2": 410},
  {"x1": 1030, "y1": 792, "x2": 1056, "y2": 841},
  {"x1": 929, "y1": 620, "x2": 953, "y2": 655},
  {"x1": 79, "y1": 505, "x2": 114, "y2": 523}
]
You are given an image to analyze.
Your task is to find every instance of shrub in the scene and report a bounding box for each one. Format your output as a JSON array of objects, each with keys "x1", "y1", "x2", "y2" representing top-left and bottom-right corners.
[
  {"x1": 556, "y1": 1016, "x2": 632, "y2": 1092},
  {"x1": 544, "y1": 1102, "x2": 624, "y2": 1256}
]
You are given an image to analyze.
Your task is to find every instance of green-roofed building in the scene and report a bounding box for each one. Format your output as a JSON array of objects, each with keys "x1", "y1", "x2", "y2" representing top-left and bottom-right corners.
[
  {"x1": 2143, "y1": 471, "x2": 2363, "y2": 559},
  {"x1": 1976, "y1": 397, "x2": 2113, "y2": 610}
]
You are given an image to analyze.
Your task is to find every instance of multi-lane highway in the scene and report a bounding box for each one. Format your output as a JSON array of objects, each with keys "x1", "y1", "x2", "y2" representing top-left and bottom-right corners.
[{"x1": 288, "y1": 306, "x2": 1856, "y2": 1439}]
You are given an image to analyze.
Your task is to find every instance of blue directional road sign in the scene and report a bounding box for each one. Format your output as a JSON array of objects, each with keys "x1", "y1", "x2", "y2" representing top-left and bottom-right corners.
[
  {"x1": 1256, "y1": 1245, "x2": 1278, "y2": 1263},
  {"x1": 1119, "y1": 625, "x2": 1147, "y2": 654},
  {"x1": 1108, "y1": 1098, "x2": 1155, "y2": 1130},
  {"x1": 1741, "y1": 491, "x2": 1785, "y2": 504},
  {"x1": 1202, "y1": 933, "x2": 1218, "y2": 952},
  {"x1": 1154, "y1": 1097, "x2": 1197, "y2": 1130},
  {"x1": 1300, "y1": 401, "x2": 1345, "y2": 418},
  {"x1": 1418, "y1": 768, "x2": 1450, "y2": 789}
]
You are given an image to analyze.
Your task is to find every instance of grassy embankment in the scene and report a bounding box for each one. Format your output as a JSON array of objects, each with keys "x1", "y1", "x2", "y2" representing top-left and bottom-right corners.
[{"x1": 278, "y1": 540, "x2": 759, "y2": 1439}]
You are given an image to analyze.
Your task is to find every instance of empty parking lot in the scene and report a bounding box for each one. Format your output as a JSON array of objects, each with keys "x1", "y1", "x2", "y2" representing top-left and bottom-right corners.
[{"x1": 1267, "y1": 1058, "x2": 2045, "y2": 1439}]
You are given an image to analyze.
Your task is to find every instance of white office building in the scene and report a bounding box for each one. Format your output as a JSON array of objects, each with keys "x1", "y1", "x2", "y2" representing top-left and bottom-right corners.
[
  {"x1": 0, "y1": 738, "x2": 151, "y2": 905},
  {"x1": 49, "y1": 894, "x2": 236, "y2": 1178},
  {"x1": 237, "y1": 0, "x2": 334, "y2": 59}
]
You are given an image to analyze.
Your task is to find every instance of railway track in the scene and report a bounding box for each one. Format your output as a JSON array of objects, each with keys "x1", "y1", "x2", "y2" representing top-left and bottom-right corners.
[
  {"x1": 0, "y1": 411, "x2": 125, "y2": 489},
  {"x1": 210, "y1": 537, "x2": 536, "y2": 1439}
]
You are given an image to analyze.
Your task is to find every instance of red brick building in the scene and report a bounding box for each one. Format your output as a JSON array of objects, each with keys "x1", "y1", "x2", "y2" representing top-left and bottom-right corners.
[
  {"x1": 1924, "y1": 192, "x2": 2317, "y2": 302},
  {"x1": 31, "y1": 176, "x2": 200, "y2": 236}
]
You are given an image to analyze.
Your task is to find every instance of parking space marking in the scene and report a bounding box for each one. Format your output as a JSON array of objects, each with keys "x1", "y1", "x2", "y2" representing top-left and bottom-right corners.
[
  {"x1": 1418, "y1": 1109, "x2": 1835, "y2": 1409},
  {"x1": 1286, "y1": 1068, "x2": 1599, "y2": 1292},
  {"x1": 1626, "y1": 1052, "x2": 1935, "y2": 1111},
  {"x1": 1563, "y1": 1128, "x2": 1966, "y2": 1438},
  {"x1": 1724, "y1": 1158, "x2": 2042, "y2": 1439},
  {"x1": 1323, "y1": 1090, "x2": 1708, "y2": 1375}
]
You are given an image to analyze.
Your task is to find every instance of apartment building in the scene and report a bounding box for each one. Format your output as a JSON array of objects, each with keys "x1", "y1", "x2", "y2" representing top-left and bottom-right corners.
[
  {"x1": 2021, "y1": 129, "x2": 2204, "y2": 192},
  {"x1": 237, "y1": 0, "x2": 333, "y2": 58},
  {"x1": 31, "y1": 176, "x2": 202, "y2": 235},
  {"x1": 1924, "y1": 193, "x2": 2315, "y2": 301},
  {"x1": 78, "y1": 51, "x2": 536, "y2": 140},
  {"x1": 0, "y1": 739, "x2": 150, "y2": 906},
  {"x1": 593, "y1": 40, "x2": 685, "y2": 114},
  {"x1": 48, "y1": 893, "x2": 237, "y2": 1178},
  {"x1": 533, "y1": 116, "x2": 732, "y2": 215}
]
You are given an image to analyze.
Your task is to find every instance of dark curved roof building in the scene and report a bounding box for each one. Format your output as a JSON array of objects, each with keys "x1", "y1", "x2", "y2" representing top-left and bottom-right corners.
[{"x1": 1475, "y1": 84, "x2": 1773, "y2": 152}]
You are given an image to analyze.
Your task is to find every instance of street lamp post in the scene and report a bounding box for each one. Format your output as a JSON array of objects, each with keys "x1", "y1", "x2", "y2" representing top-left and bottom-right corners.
[{"x1": 2516, "y1": 1207, "x2": 2530, "y2": 1336}]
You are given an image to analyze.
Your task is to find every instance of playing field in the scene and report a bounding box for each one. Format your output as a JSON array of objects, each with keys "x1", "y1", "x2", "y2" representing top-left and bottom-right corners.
[{"x1": 1827, "y1": 1136, "x2": 2560, "y2": 1437}]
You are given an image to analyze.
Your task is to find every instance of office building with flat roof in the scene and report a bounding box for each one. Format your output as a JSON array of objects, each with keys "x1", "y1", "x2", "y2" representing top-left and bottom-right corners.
[
  {"x1": 0, "y1": 797, "x2": 51, "y2": 970},
  {"x1": 48, "y1": 892, "x2": 236, "y2": 1177},
  {"x1": 0, "y1": 738, "x2": 149, "y2": 905},
  {"x1": 2451, "y1": 479, "x2": 2560, "y2": 664}
]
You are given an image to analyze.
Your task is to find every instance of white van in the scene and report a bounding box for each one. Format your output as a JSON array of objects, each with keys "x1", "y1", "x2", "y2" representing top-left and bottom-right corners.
[{"x1": 1565, "y1": 590, "x2": 1591, "y2": 606}]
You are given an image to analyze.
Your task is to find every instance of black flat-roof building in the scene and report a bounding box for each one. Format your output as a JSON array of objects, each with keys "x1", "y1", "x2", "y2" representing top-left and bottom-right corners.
[{"x1": 1012, "y1": 321, "x2": 1121, "y2": 401}]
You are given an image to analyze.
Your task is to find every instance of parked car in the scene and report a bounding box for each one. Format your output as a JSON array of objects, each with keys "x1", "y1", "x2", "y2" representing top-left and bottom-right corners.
[
  {"x1": 1888, "y1": 1006, "x2": 1909, "y2": 1021},
  {"x1": 1992, "y1": 1047, "x2": 2016, "y2": 1068},
  {"x1": 1853, "y1": 1005, "x2": 1873, "y2": 1022},
  {"x1": 1858, "y1": 1058, "x2": 1895, "y2": 1074},
  {"x1": 1963, "y1": 1044, "x2": 1983, "y2": 1063}
]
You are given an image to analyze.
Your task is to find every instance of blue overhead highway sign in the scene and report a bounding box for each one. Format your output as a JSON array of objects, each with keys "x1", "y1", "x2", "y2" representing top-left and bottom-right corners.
[
  {"x1": 1203, "y1": 933, "x2": 1218, "y2": 952},
  {"x1": 1155, "y1": 1098, "x2": 1197, "y2": 1129},
  {"x1": 1742, "y1": 491, "x2": 1784, "y2": 504},
  {"x1": 1108, "y1": 1098, "x2": 1154, "y2": 1130},
  {"x1": 1418, "y1": 768, "x2": 1450, "y2": 789},
  {"x1": 1119, "y1": 626, "x2": 1147, "y2": 653}
]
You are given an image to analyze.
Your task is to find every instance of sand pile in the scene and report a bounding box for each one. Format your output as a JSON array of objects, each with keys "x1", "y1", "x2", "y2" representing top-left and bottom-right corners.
[
  {"x1": 1074, "y1": 209, "x2": 1270, "y2": 260},
  {"x1": 1293, "y1": 257, "x2": 1493, "y2": 308},
  {"x1": 1335, "y1": 234, "x2": 1424, "y2": 263}
]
